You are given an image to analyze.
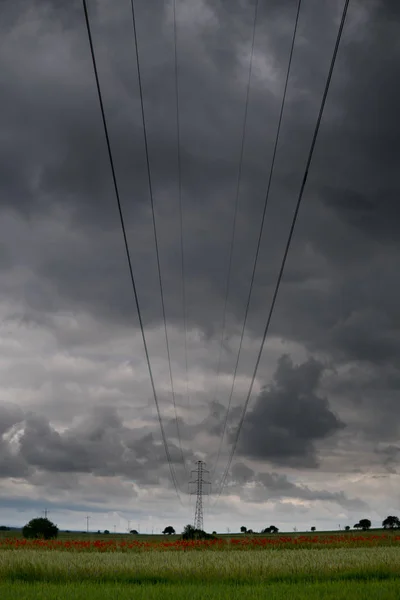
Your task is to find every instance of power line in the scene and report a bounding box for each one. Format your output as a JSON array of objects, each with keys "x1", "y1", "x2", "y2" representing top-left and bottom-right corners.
[
  {"x1": 212, "y1": 0, "x2": 302, "y2": 482},
  {"x1": 214, "y1": 0, "x2": 350, "y2": 502},
  {"x1": 173, "y1": 0, "x2": 190, "y2": 414},
  {"x1": 129, "y1": 0, "x2": 186, "y2": 472},
  {"x1": 82, "y1": 0, "x2": 183, "y2": 503},
  {"x1": 210, "y1": 0, "x2": 260, "y2": 481}
]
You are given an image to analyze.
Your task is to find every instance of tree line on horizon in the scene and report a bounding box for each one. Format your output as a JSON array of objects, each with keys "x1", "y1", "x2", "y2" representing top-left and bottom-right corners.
[{"x1": 5, "y1": 515, "x2": 400, "y2": 540}]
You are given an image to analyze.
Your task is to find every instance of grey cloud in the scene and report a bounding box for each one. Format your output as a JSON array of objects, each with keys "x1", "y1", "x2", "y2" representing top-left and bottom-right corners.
[
  {"x1": 0, "y1": 404, "x2": 30, "y2": 478},
  {"x1": 11, "y1": 406, "x2": 186, "y2": 486},
  {"x1": 229, "y1": 462, "x2": 367, "y2": 510},
  {"x1": 0, "y1": 0, "x2": 399, "y2": 526},
  {"x1": 0, "y1": 0, "x2": 392, "y2": 337},
  {"x1": 0, "y1": 441, "x2": 30, "y2": 479},
  {"x1": 374, "y1": 444, "x2": 400, "y2": 474},
  {"x1": 0, "y1": 0, "x2": 348, "y2": 338},
  {"x1": 256, "y1": 0, "x2": 400, "y2": 370},
  {"x1": 257, "y1": 471, "x2": 367, "y2": 511},
  {"x1": 231, "y1": 461, "x2": 254, "y2": 484},
  {"x1": 235, "y1": 355, "x2": 344, "y2": 467},
  {"x1": 163, "y1": 399, "x2": 227, "y2": 443},
  {"x1": 0, "y1": 403, "x2": 24, "y2": 434},
  {"x1": 330, "y1": 308, "x2": 400, "y2": 364}
]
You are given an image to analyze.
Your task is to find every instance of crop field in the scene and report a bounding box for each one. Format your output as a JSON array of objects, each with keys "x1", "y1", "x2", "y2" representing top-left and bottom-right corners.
[{"x1": 1, "y1": 532, "x2": 400, "y2": 598}]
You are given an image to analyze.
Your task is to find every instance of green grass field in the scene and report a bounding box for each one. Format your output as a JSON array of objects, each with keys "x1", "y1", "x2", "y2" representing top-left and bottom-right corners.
[
  {"x1": 1, "y1": 580, "x2": 400, "y2": 599},
  {"x1": 2, "y1": 547, "x2": 400, "y2": 583},
  {"x1": 2, "y1": 532, "x2": 400, "y2": 597}
]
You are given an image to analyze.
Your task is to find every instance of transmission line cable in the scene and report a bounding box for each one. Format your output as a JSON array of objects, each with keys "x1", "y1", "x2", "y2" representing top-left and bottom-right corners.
[
  {"x1": 210, "y1": 0, "x2": 259, "y2": 481},
  {"x1": 211, "y1": 0, "x2": 302, "y2": 481},
  {"x1": 129, "y1": 0, "x2": 186, "y2": 471},
  {"x1": 173, "y1": 0, "x2": 190, "y2": 414},
  {"x1": 214, "y1": 0, "x2": 350, "y2": 502},
  {"x1": 82, "y1": 0, "x2": 183, "y2": 502}
]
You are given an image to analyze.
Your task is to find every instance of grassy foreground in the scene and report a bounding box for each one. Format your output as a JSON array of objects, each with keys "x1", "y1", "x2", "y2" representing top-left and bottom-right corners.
[
  {"x1": 2, "y1": 542, "x2": 400, "y2": 598},
  {"x1": 1, "y1": 580, "x2": 400, "y2": 599},
  {"x1": 1, "y1": 547, "x2": 400, "y2": 584}
]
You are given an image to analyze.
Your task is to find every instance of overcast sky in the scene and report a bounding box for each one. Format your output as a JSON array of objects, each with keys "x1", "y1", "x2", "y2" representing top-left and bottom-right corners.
[{"x1": 0, "y1": 0, "x2": 399, "y2": 534}]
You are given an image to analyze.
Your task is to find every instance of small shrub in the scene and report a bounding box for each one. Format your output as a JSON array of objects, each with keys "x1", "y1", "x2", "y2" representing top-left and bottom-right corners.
[{"x1": 182, "y1": 524, "x2": 215, "y2": 540}]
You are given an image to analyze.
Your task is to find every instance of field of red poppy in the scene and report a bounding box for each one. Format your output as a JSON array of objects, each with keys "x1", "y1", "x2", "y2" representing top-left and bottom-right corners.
[{"x1": 1, "y1": 531, "x2": 399, "y2": 552}]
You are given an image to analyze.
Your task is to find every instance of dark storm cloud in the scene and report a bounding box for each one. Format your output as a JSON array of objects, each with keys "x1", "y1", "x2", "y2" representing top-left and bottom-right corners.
[
  {"x1": 235, "y1": 355, "x2": 344, "y2": 467},
  {"x1": 269, "y1": 0, "x2": 400, "y2": 364},
  {"x1": 0, "y1": 0, "x2": 399, "y2": 494},
  {"x1": 0, "y1": 404, "x2": 191, "y2": 486},
  {"x1": 0, "y1": 0, "x2": 349, "y2": 336}
]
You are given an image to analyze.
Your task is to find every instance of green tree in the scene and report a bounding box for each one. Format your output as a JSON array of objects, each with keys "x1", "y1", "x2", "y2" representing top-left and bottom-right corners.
[
  {"x1": 104, "y1": 530, "x2": 110, "y2": 534},
  {"x1": 262, "y1": 525, "x2": 279, "y2": 534},
  {"x1": 382, "y1": 516, "x2": 400, "y2": 529},
  {"x1": 359, "y1": 519, "x2": 371, "y2": 530},
  {"x1": 240, "y1": 526, "x2": 247, "y2": 533},
  {"x1": 345, "y1": 525, "x2": 350, "y2": 531},
  {"x1": 311, "y1": 526, "x2": 316, "y2": 532},
  {"x1": 163, "y1": 526, "x2": 176, "y2": 535},
  {"x1": 354, "y1": 519, "x2": 371, "y2": 531},
  {"x1": 22, "y1": 518, "x2": 58, "y2": 540}
]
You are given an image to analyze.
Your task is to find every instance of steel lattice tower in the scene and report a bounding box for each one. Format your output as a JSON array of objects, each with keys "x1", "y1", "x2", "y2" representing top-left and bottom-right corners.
[{"x1": 189, "y1": 461, "x2": 210, "y2": 531}]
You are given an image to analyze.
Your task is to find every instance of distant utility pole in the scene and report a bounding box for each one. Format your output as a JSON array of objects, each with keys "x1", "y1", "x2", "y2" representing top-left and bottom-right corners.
[
  {"x1": 114, "y1": 525, "x2": 116, "y2": 534},
  {"x1": 127, "y1": 520, "x2": 131, "y2": 533},
  {"x1": 86, "y1": 516, "x2": 90, "y2": 533},
  {"x1": 43, "y1": 509, "x2": 48, "y2": 519},
  {"x1": 189, "y1": 461, "x2": 210, "y2": 531}
]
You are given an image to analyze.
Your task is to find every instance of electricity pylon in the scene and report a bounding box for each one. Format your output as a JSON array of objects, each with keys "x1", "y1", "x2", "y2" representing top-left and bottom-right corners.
[{"x1": 189, "y1": 461, "x2": 210, "y2": 531}]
